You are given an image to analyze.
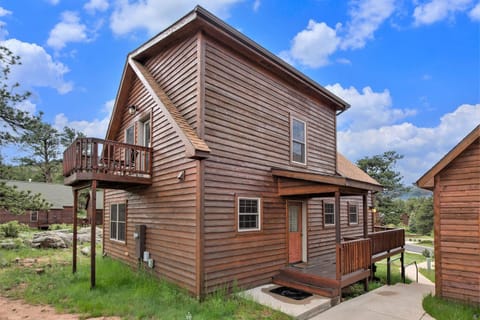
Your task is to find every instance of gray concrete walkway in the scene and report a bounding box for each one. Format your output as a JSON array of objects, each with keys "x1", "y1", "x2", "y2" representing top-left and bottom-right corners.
[{"x1": 309, "y1": 283, "x2": 435, "y2": 320}]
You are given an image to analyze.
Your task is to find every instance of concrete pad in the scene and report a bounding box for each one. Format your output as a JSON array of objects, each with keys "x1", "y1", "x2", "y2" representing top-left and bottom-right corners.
[
  {"x1": 310, "y1": 283, "x2": 434, "y2": 320},
  {"x1": 241, "y1": 284, "x2": 331, "y2": 320}
]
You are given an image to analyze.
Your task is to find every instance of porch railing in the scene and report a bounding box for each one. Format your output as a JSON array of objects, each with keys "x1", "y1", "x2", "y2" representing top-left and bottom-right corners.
[
  {"x1": 63, "y1": 137, "x2": 152, "y2": 178},
  {"x1": 336, "y1": 238, "x2": 372, "y2": 279},
  {"x1": 368, "y1": 228, "x2": 405, "y2": 256}
]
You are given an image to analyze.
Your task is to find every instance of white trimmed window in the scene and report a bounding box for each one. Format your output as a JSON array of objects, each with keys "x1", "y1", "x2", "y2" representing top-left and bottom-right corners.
[
  {"x1": 30, "y1": 211, "x2": 38, "y2": 222},
  {"x1": 349, "y1": 204, "x2": 358, "y2": 224},
  {"x1": 238, "y1": 197, "x2": 261, "y2": 232},
  {"x1": 110, "y1": 203, "x2": 126, "y2": 242},
  {"x1": 291, "y1": 118, "x2": 306, "y2": 164},
  {"x1": 324, "y1": 202, "x2": 335, "y2": 226}
]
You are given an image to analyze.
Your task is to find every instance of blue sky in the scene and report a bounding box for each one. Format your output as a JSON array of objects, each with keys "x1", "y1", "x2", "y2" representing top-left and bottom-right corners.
[{"x1": 0, "y1": 0, "x2": 479, "y2": 185}]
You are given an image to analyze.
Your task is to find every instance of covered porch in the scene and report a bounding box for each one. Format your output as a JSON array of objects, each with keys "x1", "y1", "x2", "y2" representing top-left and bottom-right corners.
[{"x1": 271, "y1": 166, "x2": 405, "y2": 300}]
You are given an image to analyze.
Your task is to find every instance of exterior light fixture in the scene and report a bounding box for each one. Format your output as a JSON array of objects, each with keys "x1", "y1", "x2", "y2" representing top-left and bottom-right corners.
[{"x1": 128, "y1": 105, "x2": 137, "y2": 115}]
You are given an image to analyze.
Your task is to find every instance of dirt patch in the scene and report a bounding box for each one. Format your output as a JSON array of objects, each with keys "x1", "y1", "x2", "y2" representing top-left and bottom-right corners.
[{"x1": 0, "y1": 296, "x2": 120, "y2": 320}]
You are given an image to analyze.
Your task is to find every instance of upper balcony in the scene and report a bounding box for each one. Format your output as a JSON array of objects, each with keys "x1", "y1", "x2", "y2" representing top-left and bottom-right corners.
[{"x1": 63, "y1": 138, "x2": 152, "y2": 189}]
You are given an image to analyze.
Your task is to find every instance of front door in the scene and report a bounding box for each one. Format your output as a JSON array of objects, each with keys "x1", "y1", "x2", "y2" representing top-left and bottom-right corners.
[{"x1": 288, "y1": 202, "x2": 302, "y2": 263}]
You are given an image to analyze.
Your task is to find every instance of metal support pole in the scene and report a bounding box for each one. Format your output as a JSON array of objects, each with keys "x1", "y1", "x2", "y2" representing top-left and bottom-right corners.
[
  {"x1": 400, "y1": 251, "x2": 405, "y2": 283},
  {"x1": 387, "y1": 256, "x2": 391, "y2": 285},
  {"x1": 72, "y1": 189, "x2": 78, "y2": 274},
  {"x1": 90, "y1": 180, "x2": 97, "y2": 289}
]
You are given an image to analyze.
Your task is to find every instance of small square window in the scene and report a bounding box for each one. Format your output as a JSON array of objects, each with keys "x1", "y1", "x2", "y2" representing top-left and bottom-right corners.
[
  {"x1": 110, "y1": 203, "x2": 126, "y2": 242},
  {"x1": 324, "y1": 202, "x2": 335, "y2": 226},
  {"x1": 238, "y1": 197, "x2": 261, "y2": 232},
  {"x1": 30, "y1": 211, "x2": 38, "y2": 222}
]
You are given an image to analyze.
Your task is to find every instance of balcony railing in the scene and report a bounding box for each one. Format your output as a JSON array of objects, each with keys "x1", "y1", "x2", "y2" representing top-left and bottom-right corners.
[
  {"x1": 63, "y1": 138, "x2": 152, "y2": 187},
  {"x1": 368, "y1": 227, "x2": 405, "y2": 256},
  {"x1": 336, "y1": 238, "x2": 372, "y2": 279}
]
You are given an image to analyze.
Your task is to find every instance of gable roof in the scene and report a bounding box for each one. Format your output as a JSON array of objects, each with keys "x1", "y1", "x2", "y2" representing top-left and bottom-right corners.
[
  {"x1": 337, "y1": 153, "x2": 382, "y2": 188},
  {"x1": 417, "y1": 125, "x2": 480, "y2": 190},
  {"x1": 105, "y1": 6, "x2": 349, "y2": 154},
  {"x1": 4, "y1": 180, "x2": 73, "y2": 209}
]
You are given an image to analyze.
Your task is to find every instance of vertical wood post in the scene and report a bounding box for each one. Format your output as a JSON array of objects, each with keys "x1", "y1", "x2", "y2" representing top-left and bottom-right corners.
[
  {"x1": 335, "y1": 191, "x2": 341, "y2": 244},
  {"x1": 90, "y1": 180, "x2": 97, "y2": 289},
  {"x1": 72, "y1": 189, "x2": 78, "y2": 274},
  {"x1": 400, "y1": 251, "x2": 405, "y2": 283},
  {"x1": 387, "y1": 256, "x2": 391, "y2": 285},
  {"x1": 362, "y1": 193, "x2": 368, "y2": 238},
  {"x1": 433, "y1": 175, "x2": 442, "y2": 297}
]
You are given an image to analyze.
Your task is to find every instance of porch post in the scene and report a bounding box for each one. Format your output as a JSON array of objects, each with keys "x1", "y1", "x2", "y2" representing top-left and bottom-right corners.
[
  {"x1": 335, "y1": 191, "x2": 341, "y2": 243},
  {"x1": 72, "y1": 189, "x2": 78, "y2": 274},
  {"x1": 90, "y1": 180, "x2": 97, "y2": 289},
  {"x1": 362, "y1": 194, "x2": 368, "y2": 238}
]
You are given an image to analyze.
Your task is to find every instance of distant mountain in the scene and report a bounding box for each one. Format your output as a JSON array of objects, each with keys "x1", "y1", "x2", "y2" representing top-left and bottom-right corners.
[{"x1": 396, "y1": 186, "x2": 432, "y2": 200}]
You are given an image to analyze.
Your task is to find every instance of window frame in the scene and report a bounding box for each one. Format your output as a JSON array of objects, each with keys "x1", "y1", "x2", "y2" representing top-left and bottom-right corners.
[
  {"x1": 323, "y1": 201, "x2": 335, "y2": 227},
  {"x1": 110, "y1": 202, "x2": 127, "y2": 243},
  {"x1": 236, "y1": 196, "x2": 262, "y2": 232},
  {"x1": 30, "y1": 211, "x2": 38, "y2": 222},
  {"x1": 125, "y1": 125, "x2": 135, "y2": 145},
  {"x1": 290, "y1": 116, "x2": 307, "y2": 165},
  {"x1": 348, "y1": 203, "x2": 358, "y2": 225}
]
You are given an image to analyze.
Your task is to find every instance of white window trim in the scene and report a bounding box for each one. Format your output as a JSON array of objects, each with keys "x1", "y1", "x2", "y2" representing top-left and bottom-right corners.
[
  {"x1": 110, "y1": 203, "x2": 126, "y2": 243},
  {"x1": 324, "y1": 202, "x2": 335, "y2": 226},
  {"x1": 237, "y1": 197, "x2": 262, "y2": 232},
  {"x1": 349, "y1": 204, "x2": 358, "y2": 225},
  {"x1": 138, "y1": 117, "x2": 151, "y2": 147},
  {"x1": 291, "y1": 117, "x2": 307, "y2": 165}
]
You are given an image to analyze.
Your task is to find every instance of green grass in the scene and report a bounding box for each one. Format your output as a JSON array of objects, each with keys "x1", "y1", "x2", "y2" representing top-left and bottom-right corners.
[
  {"x1": 423, "y1": 294, "x2": 480, "y2": 320},
  {"x1": 0, "y1": 249, "x2": 291, "y2": 319},
  {"x1": 419, "y1": 268, "x2": 435, "y2": 282}
]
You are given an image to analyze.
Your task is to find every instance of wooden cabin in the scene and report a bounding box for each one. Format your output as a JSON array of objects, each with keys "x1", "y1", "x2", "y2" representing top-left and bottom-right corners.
[
  {"x1": 0, "y1": 180, "x2": 74, "y2": 229},
  {"x1": 417, "y1": 125, "x2": 480, "y2": 306},
  {"x1": 63, "y1": 6, "x2": 405, "y2": 300}
]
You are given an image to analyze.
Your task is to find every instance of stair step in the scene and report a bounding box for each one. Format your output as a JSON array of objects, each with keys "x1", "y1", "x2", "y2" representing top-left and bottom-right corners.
[{"x1": 273, "y1": 274, "x2": 339, "y2": 298}]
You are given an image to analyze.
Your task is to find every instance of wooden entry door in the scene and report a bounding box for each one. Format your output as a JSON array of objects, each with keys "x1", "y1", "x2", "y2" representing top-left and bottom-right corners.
[{"x1": 288, "y1": 202, "x2": 302, "y2": 263}]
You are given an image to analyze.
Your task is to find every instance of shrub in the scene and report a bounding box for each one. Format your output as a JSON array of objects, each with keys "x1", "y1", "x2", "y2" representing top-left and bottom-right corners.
[
  {"x1": 422, "y1": 248, "x2": 432, "y2": 258},
  {"x1": 0, "y1": 221, "x2": 28, "y2": 238}
]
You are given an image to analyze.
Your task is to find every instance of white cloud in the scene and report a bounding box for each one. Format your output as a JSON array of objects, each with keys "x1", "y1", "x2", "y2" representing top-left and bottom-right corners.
[
  {"x1": 84, "y1": 0, "x2": 109, "y2": 14},
  {"x1": 327, "y1": 83, "x2": 416, "y2": 131},
  {"x1": 54, "y1": 99, "x2": 114, "y2": 138},
  {"x1": 280, "y1": 20, "x2": 340, "y2": 68},
  {"x1": 340, "y1": 0, "x2": 396, "y2": 50},
  {"x1": 253, "y1": 0, "x2": 261, "y2": 12},
  {"x1": 413, "y1": 0, "x2": 472, "y2": 25},
  {"x1": 338, "y1": 103, "x2": 480, "y2": 185},
  {"x1": 110, "y1": 0, "x2": 242, "y2": 36},
  {"x1": 2, "y1": 38, "x2": 73, "y2": 94},
  {"x1": 469, "y1": 2, "x2": 480, "y2": 20},
  {"x1": 47, "y1": 11, "x2": 90, "y2": 51},
  {"x1": 280, "y1": 0, "x2": 396, "y2": 68},
  {"x1": 16, "y1": 100, "x2": 37, "y2": 114},
  {"x1": 0, "y1": 7, "x2": 12, "y2": 17}
]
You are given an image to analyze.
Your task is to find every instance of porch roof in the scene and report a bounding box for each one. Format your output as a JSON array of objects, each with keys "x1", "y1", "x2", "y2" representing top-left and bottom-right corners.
[{"x1": 272, "y1": 165, "x2": 383, "y2": 197}]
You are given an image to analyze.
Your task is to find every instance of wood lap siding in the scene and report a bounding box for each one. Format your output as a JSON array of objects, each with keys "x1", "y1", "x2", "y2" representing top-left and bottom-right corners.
[
  {"x1": 144, "y1": 35, "x2": 198, "y2": 130},
  {"x1": 437, "y1": 139, "x2": 480, "y2": 304},
  {"x1": 202, "y1": 37, "x2": 337, "y2": 294},
  {"x1": 307, "y1": 197, "x2": 367, "y2": 260},
  {"x1": 104, "y1": 38, "x2": 199, "y2": 294}
]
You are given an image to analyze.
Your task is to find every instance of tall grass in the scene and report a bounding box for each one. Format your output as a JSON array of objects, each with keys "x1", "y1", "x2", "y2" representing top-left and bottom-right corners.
[
  {"x1": 0, "y1": 252, "x2": 291, "y2": 319},
  {"x1": 423, "y1": 294, "x2": 480, "y2": 320}
]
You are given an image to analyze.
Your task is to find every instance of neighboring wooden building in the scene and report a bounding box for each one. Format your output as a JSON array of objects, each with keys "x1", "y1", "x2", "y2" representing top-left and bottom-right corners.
[
  {"x1": 0, "y1": 180, "x2": 74, "y2": 228},
  {"x1": 63, "y1": 6, "x2": 405, "y2": 299},
  {"x1": 417, "y1": 125, "x2": 480, "y2": 306}
]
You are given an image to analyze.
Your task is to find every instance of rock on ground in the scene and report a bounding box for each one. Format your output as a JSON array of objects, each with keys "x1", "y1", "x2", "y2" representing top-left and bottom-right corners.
[{"x1": 30, "y1": 227, "x2": 103, "y2": 249}]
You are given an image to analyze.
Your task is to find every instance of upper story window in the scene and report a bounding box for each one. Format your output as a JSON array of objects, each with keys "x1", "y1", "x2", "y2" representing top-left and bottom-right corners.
[
  {"x1": 125, "y1": 125, "x2": 135, "y2": 145},
  {"x1": 291, "y1": 118, "x2": 306, "y2": 165},
  {"x1": 238, "y1": 197, "x2": 261, "y2": 232},
  {"x1": 348, "y1": 204, "x2": 358, "y2": 225},
  {"x1": 324, "y1": 202, "x2": 335, "y2": 226}
]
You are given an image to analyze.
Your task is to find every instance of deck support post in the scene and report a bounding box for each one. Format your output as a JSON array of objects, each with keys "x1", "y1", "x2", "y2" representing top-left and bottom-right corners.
[
  {"x1": 90, "y1": 180, "x2": 97, "y2": 289},
  {"x1": 386, "y1": 256, "x2": 391, "y2": 285},
  {"x1": 400, "y1": 251, "x2": 405, "y2": 282},
  {"x1": 334, "y1": 191, "x2": 341, "y2": 302},
  {"x1": 72, "y1": 189, "x2": 78, "y2": 274}
]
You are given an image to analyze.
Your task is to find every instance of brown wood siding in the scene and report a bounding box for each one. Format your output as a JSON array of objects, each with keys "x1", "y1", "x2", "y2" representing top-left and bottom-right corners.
[
  {"x1": 202, "y1": 36, "x2": 338, "y2": 294},
  {"x1": 104, "y1": 38, "x2": 200, "y2": 295},
  {"x1": 307, "y1": 196, "x2": 367, "y2": 260},
  {"x1": 436, "y1": 138, "x2": 480, "y2": 304},
  {"x1": 144, "y1": 35, "x2": 198, "y2": 131},
  {"x1": 0, "y1": 208, "x2": 73, "y2": 228}
]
